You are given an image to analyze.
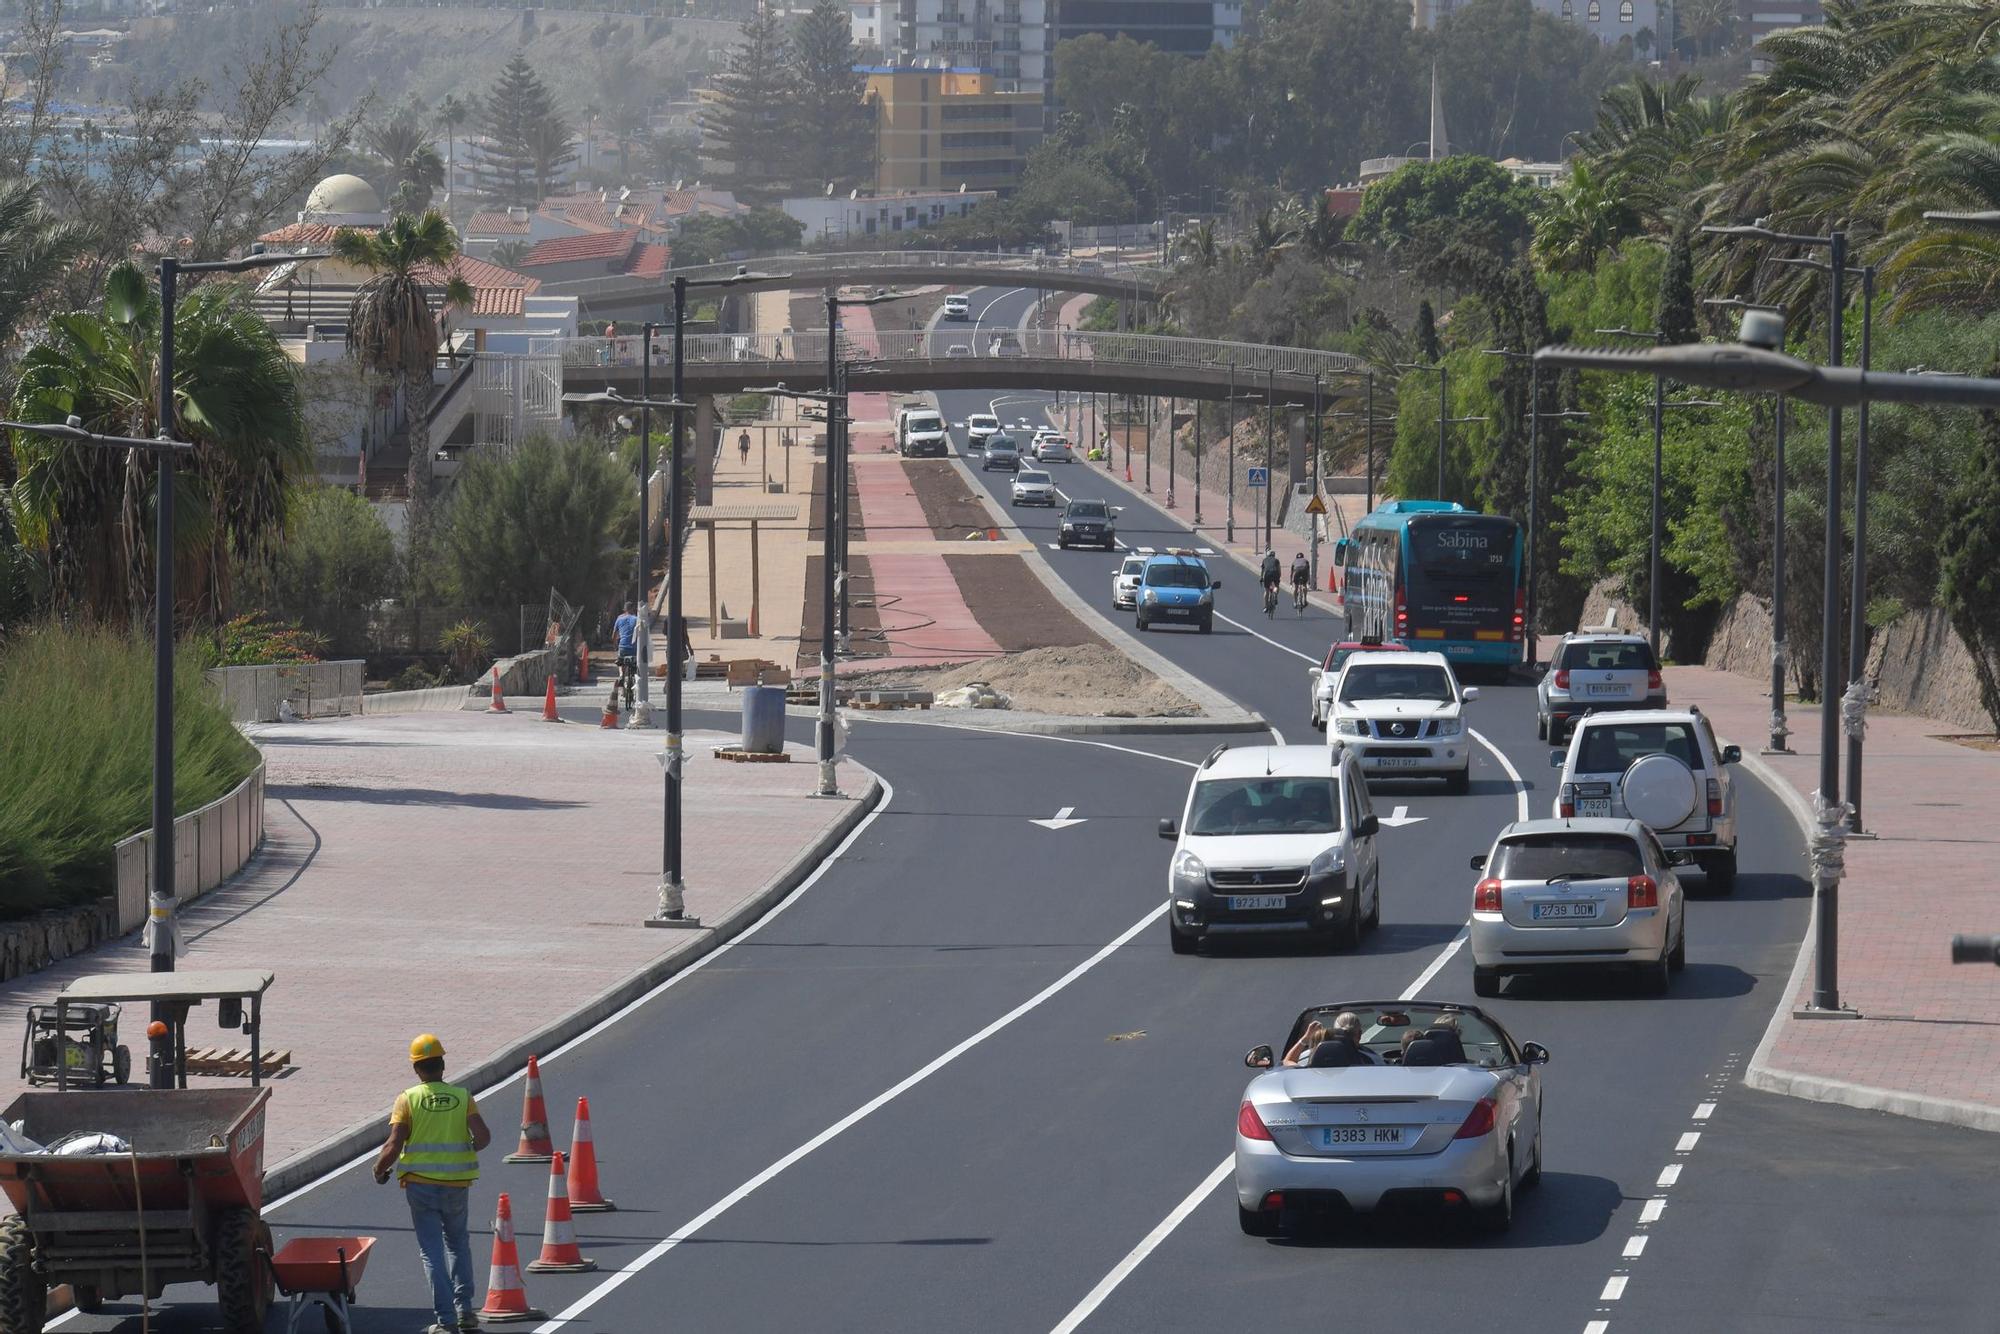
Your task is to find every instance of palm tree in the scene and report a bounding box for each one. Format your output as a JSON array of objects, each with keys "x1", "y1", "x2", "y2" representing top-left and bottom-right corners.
[
  {"x1": 7, "y1": 262, "x2": 307, "y2": 622},
  {"x1": 489, "y1": 239, "x2": 532, "y2": 270},
  {"x1": 1173, "y1": 220, "x2": 1220, "y2": 270},
  {"x1": 364, "y1": 114, "x2": 430, "y2": 202},
  {"x1": 1245, "y1": 205, "x2": 1300, "y2": 276},
  {"x1": 0, "y1": 178, "x2": 91, "y2": 350},
  {"x1": 1532, "y1": 162, "x2": 1638, "y2": 273},
  {"x1": 435, "y1": 95, "x2": 473, "y2": 211},
  {"x1": 388, "y1": 144, "x2": 447, "y2": 215},
  {"x1": 333, "y1": 212, "x2": 474, "y2": 503}
]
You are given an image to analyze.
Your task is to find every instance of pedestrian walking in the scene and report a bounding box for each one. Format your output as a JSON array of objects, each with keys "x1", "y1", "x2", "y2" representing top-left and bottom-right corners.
[
  {"x1": 373, "y1": 1034, "x2": 491, "y2": 1334},
  {"x1": 738, "y1": 429, "x2": 752, "y2": 465}
]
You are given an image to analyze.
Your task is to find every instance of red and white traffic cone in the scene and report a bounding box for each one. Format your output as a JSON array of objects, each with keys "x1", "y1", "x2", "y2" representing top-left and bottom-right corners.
[
  {"x1": 488, "y1": 667, "x2": 509, "y2": 713},
  {"x1": 478, "y1": 1193, "x2": 547, "y2": 1323},
  {"x1": 526, "y1": 1152, "x2": 596, "y2": 1273},
  {"x1": 503, "y1": 1056, "x2": 555, "y2": 1163},
  {"x1": 564, "y1": 1097, "x2": 615, "y2": 1212},
  {"x1": 541, "y1": 675, "x2": 560, "y2": 723}
]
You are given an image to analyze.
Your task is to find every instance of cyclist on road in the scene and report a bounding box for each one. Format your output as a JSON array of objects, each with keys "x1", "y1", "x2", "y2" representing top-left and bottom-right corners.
[
  {"x1": 1291, "y1": 552, "x2": 1311, "y2": 610},
  {"x1": 613, "y1": 600, "x2": 640, "y2": 710},
  {"x1": 1260, "y1": 549, "x2": 1282, "y2": 617}
]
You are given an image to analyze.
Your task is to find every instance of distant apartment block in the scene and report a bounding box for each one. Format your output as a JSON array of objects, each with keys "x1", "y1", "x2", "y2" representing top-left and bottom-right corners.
[
  {"x1": 864, "y1": 65, "x2": 1043, "y2": 196},
  {"x1": 852, "y1": 0, "x2": 1050, "y2": 94},
  {"x1": 1526, "y1": 0, "x2": 1662, "y2": 54},
  {"x1": 783, "y1": 188, "x2": 998, "y2": 244}
]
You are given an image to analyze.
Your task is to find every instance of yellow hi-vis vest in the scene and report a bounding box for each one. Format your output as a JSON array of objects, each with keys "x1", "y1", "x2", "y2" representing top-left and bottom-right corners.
[{"x1": 398, "y1": 1082, "x2": 479, "y2": 1183}]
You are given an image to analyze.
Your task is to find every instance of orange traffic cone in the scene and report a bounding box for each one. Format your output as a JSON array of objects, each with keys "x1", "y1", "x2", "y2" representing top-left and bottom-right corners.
[
  {"x1": 541, "y1": 675, "x2": 560, "y2": 723},
  {"x1": 578, "y1": 644, "x2": 591, "y2": 682},
  {"x1": 565, "y1": 1097, "x2": 615, "y2": 1212},
  {"x1": 488, "y1": 667, "x2": 508, "y2": 713},
  {"x1": 526, "y1": 1152, "x2": 596, "y2": 1273},
  {"x1": 478, "y1": 1193, "x2": 548, "y2": 1324},
  {"x1": 1124, "y1": 461, "x2": 1133, "y2": 483},
  {"x1": 599, "y1": 694, "x2": 619, "y2": 728},
  {"x1": 503, "y1": 1056, "x2": 555, "y2": 1163}
]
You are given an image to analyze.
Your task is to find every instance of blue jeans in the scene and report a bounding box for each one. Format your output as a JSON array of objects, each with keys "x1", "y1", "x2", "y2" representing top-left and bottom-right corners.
[{"x1": 406, "y1": 1181, "x2": 475, "y2": 1325}]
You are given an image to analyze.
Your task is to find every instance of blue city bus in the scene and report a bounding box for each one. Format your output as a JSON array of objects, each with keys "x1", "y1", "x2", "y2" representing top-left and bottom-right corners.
[{"x1": 1333, "y1": 501, "x2": 1525, "y2": 670}]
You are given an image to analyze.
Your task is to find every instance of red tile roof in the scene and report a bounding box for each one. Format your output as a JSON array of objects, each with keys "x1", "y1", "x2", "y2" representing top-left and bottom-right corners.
[
  {"x1": 464, "y1": 210, "x2": 532, "y2": 236},
  {"x1": 412, "y1": 257, "x2": 542, "y2": 318},
  {"x1": 520, "y1": 229, "x2": 639, "y2": 268},
  {"x1": 257, "y1": 221, "x2": 352, "y2": 247},
  {"x1": 627, "y1": 242, "x2": 671, "y2": 278}
]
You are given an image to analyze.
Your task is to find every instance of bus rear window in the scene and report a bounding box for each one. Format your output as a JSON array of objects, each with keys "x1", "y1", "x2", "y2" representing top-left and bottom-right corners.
[{"x1": 1410, "y1": 517, "x2": 1514, "y2": 579}]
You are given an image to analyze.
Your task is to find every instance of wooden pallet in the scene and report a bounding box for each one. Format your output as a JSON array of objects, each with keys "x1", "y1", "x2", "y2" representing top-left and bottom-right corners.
[
  {"x1": 184, "y1": 1047, "x2": 292, "y2": 1078},
  {"x1": 712, "y1": 746, "x2": 792, "y2": 763}
]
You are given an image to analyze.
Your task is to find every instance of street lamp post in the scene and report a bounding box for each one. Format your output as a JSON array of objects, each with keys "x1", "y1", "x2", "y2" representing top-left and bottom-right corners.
[
  {"x1": 1536, "y1": 324, "x2": 2000, "y2": 1019},
  {"x1": 148, "y1": 248, "x2": 322, "y2": 1086},
  {"x1": 631, "y1": 320, "x2": 667, "y2": 728},
  {"x1": 1309, "y1": 374, "x2": 1322, "y2": 588},
  {"x1": 1594, "y1": 327, "x2": 1672, "y2": 654},
  {"x1": 1485, "y1": 347, "x2": 1591, "y2": 668},
  {"x1": 1394, "y1": 362, "x2": 1451, "y2": 499},
  {"x1": 1706, "y1": 297, "x2": 1793, "y2": 754},
  {"x1": 1226, "y1": 362, "x2": 1237, "y2": 543},
  {"x1": 1265, "y1": 366, "x2": 1277, "y2": 553}
]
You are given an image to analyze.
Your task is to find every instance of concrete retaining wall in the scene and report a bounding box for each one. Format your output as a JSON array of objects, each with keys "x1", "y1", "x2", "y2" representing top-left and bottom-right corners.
[
  {"x1": 111, "y1": 763, "x2": 266, "y2": 935},
  {"x1": 205, "y1": 661, "x2": 365, "y2": 722},
  {"x1": 462, "y1": 647, "x2": 562, "y2": 707},
  {"x1": 1864, "y1": 606, "x2": 1994, "y2": 732}
]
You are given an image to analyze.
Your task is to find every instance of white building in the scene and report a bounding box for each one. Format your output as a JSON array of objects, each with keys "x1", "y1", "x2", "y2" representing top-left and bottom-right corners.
[
  {"x1": 781, "y1": 189, "x2": 997, "y2": 245},
  {"x1": 1527, "y1": 0, "x2": 1662, "y2": 55}
]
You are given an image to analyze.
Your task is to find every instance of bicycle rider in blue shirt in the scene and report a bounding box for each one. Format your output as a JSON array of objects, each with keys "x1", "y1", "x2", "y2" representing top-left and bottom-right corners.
[{"x1": 613, "y1": 601, "x2": 639, "y2": 709}]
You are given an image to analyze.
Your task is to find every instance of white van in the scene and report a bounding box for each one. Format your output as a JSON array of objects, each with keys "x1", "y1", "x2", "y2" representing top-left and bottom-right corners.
[
  {"x1": 942, "y1": 294, "x2": 970, "y2": 320},
  {"x1": 896, "y1": 407, "x2": 949, "y2": 458}
]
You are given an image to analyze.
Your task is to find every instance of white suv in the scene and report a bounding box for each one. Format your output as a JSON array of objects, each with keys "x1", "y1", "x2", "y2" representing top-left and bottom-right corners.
[
  {"x1": 1551, "y1": 707, "x2": 1741, "y2": 892},
  {"x1": 1112, "y1": 554, "x2": 1146, "y2": 610},
  {"x1": 1159, "y1": 744, "x2": 1382, "y2": 954},
  {"x1": 963, "y1": 413, "x2": 1000, "y2": 452},
  {"x1": 1326, "y1": 651, "x2": 1479, "y2": 794}
]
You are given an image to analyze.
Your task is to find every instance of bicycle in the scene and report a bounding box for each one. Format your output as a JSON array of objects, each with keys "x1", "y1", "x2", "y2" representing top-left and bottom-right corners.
[
  {"x1": 615, "y1": 653, "x2": 638, "y2": 712},
  {"x1": 1263, "y1": 581, "x2": 1280, "y2": 617},
  {"x1": 1293, "y1": 580, "x2": 1310, "y2": 615}
]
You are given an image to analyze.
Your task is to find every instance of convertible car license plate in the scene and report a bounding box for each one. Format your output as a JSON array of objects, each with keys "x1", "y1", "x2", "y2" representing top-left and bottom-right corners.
[
  {"x1": 1578, "y1": 798, "x2": 1613, "y2": 817},
  {"x1": 1373, "y1": 756, "x2": 1422, "y2": 768},
  {"x1": 1316, "y1": 1126, "x2": 1408, "y2": 1148},
  {"x1": 1229, "y1": 895, "x2": 1288, "y2": 911},
  {"x1": 1532, "y1": 902, "x2": 1599, "y2": 920}
]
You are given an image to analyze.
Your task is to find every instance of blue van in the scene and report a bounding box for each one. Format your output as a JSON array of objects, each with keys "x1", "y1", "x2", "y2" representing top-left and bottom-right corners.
[{"x1": 1136, "y1": 552, "x2": 1220, "y2": 633}]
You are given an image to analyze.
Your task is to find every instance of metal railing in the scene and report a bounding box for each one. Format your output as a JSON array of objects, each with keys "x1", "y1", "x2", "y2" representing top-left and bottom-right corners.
[
  {"x1": 556, "y1": 328, "x2": 1366, "y2": 384},
  {"x1": 542, "y1": 249, "x2": 1172, "y2": 301}
]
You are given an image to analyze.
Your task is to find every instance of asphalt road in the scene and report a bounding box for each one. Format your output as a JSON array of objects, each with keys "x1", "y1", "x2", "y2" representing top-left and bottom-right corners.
[{"x1": 55, "y1": 288, "x2": 2000, "y2": 1333}]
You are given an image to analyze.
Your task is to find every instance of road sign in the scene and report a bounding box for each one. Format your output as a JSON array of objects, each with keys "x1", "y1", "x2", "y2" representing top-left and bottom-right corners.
[
  {"x1": 1304, "y1": 494, "x2": 1327, "y2": 516},
  {"x1": 1247, "y1": 467, "x2": 1269, "y2": 489}
]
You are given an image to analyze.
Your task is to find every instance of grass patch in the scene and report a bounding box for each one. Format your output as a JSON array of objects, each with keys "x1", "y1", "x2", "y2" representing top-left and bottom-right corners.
[{"x1": 0, "y1": 625, "x2": 258, "y2": 919}]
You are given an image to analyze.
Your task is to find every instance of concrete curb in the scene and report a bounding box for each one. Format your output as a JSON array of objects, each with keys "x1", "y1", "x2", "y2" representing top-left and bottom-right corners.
[
  {"x1": 261, "y1": 767, "x2": 888, "y2": 1199},
  {"x1": 804, "y1": 702, "x2": 1269, "y2": 736},
  {"x1": 1733, "y1": 740, "x2": 2000, "y2": 1134},
  {"x1": 936, "y1": 437, "x2": 1268, "y2": 734}
]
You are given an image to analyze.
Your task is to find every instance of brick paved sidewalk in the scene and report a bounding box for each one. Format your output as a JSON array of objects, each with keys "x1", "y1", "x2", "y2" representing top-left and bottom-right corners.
[
  {"x1": 0, "y1": 709, "x2": 874, "y2": 1175},
  {"x1": 1664, "y1": 663, "x2": 2000, "y2": 1130}
]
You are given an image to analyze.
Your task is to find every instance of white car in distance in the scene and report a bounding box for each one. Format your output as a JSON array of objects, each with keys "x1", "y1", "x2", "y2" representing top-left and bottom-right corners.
[
  {"x1": 963, "y1": 413, "x2": 1001, "y2": 452},
  {"x1": 1011, "y1": 469, "x2": 1057, "y2": 506}
]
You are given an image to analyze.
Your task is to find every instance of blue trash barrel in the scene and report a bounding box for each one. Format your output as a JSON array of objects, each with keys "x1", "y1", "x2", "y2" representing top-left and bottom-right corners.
[{"x1": 740, "y1": 684, "x2": 786, "y2": 754}]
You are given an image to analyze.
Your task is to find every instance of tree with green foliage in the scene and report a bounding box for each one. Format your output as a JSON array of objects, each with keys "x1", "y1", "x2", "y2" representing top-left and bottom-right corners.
[
  {"x1": 245, "y1": 483, "x2": 399, "y2": 617},
  {"x1": 1414, "y1": 300, "x2": 1441, "y2": 363},
  {"x1": 333, "y1": 211, "x2": 474, "y2": 504},
  {"x1": 705, "y1": 8, "x2": 796, "y2": 202},
  {"x1": 1938, "y1": 373, "x2": 2000, "y2": 728},
  {"x1": 1655, "y1": 222, "x2": 1697, "y2": 345},
  {"x1": 472, "y1": 55, "x2": 570, "y2": 207},
  {"x1": 1347, "y1": 156, "x2": 1543, "y2": 258},
  {"x1": 1531, "y1": 161, "x2": 1638, "y2": 274},
  {"x1": 1431, "y1": 0, "x2": 1624, "y2": 161},
  {"x1": 791, "y1": 0, "x2": 873, "y2": 192},
  {"x1": 8, "y1": 262, "x2": 308, "y2": 625},
  {"x1": 437, "y1": 434, "x2": 635, "y2": 616}
]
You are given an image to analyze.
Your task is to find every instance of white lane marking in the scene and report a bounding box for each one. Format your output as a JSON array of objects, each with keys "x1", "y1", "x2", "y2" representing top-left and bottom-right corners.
[
  {"x1": 1639, "y1": 1198, "x2": 1666, "y2": 1224},
  {"x1": 1693, "y1": 1102, "x2": 1715, "y2": 1120},
  {"x1": 1656, "y1": 1164, "x2": 1682, "y2": 1188},
  {"x1": 1214, "y1": 610, "x2": 1316, "y2": 662},
  {"x1": 1377, "y1": 805, "x2": 1427, "y2": 828},
  {"x1": 1468, "y1": 727, "x2": 1531, "y2": 823},
  {"x1": 534, "y1": 900, "x2": 1170, "y2": 1332},
  {"x1": 1048, "y1": 1157, "x2": 1237, "y2": 1334},
  {"x1": 1267, "y1": 723, "x2": 1287, "y2": 745},
  {"x1": 1031, "y1": 806, "x2": 1088, "y2": 830},
  {"x1": 971, "y1": 285, "x2": 1027, "y2": 336},
  {"x1": 1623, "y1": 1235, "x2": 1649, "y2": 1258},
  {"x1": 1601, "y1": 1276, "x2": 1628, "y2": 1301},
  {"x1": 247, "y1": 775, "x2": 900, "y2": 1217},
  {"x1": 1585, "y1": 1323, "x2": 1610, "y2": 1334},
  {"x1": 1043, "y1": 921, "x2": 1473, "y2": 1334},
  {"x1": 1675, "y1": 1132, "x2": 1701, "y2": 1153}
]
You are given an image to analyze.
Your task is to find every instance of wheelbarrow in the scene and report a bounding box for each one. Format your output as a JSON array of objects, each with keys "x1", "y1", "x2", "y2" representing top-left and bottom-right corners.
[{"x1": 264, "y1": 1235, "x2": 375, "y2": 1334}]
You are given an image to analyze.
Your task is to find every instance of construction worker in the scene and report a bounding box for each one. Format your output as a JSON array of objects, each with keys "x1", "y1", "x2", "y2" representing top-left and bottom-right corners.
[{"x1": 374, "y1": 1035, "x2": 491, "y2": 1334}]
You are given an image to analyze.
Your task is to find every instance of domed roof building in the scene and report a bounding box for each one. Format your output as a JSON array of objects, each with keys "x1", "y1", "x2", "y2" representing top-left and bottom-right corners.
[{"x1": 299, "y1": 173, "x2": 387, "y2": 227}]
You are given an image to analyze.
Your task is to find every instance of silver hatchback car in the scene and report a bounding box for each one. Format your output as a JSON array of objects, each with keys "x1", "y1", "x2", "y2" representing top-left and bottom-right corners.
[{"x1": 1468, "y1": 817, "x2": 1687, "y2": 998}]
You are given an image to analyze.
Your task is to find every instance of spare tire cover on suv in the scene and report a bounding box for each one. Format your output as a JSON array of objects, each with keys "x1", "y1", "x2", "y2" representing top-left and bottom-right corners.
[{"x1": 1621, "y1": 753, "x2": 1697, "y2": 829}]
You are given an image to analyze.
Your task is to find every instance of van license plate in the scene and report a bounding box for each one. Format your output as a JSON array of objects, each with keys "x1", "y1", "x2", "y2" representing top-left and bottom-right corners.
[{"x1": 1229, "y1": 895, "x2": 1288, "y2": 911}]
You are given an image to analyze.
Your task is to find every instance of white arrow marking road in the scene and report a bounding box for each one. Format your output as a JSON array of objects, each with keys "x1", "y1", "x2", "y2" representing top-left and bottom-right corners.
[
  {"x1": 1377, "y1": 805, "x2": 1428, "y2": 828},
  {"x1": 1031, "y1": 806, "x2": 1089, "y2": 830}
]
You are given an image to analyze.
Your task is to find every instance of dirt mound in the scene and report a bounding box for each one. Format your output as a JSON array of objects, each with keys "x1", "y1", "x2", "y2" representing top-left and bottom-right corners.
[{"x1": 849, "y1": 643, "x2": 1198, "y2": 717}]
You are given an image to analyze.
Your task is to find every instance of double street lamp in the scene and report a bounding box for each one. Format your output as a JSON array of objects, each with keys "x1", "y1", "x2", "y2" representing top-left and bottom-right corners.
[{"x1": 1535, "y1": 331, "x2": 2000, "y2": 1019}]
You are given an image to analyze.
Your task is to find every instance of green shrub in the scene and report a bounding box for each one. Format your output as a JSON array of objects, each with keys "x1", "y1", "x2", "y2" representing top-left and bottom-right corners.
[
  {"x1": 438, "y1": 620, "x2": 493, "y2": 684},
  {"x1": 213, "y1": 614, "x2": 328, "y2": 666},
  {"x1": 391, "y1": 663, "x2": 444, "y2": 692},
  {"x1": 0, "y1": 625, "x2": 258, "y2": 918}
]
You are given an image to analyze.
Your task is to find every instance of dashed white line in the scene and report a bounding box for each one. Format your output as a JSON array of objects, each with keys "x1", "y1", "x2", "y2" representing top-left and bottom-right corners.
[
  {"x1": 1622, "y1": 1235, "x2": 1649, "y2": 1258},
  {"x1": 1693, "y1": 1102, "x2": 1715, "y2": 1120},
  {"x1": 1656, "y1": 1164, "x2": 1682, "y2": 1188},
  {"x1": 1048, "y1": 1158, "x2": 1237, "y2": 1334},
  {"x1": 1600, "y1": 1277, "x2": 1628, "y2": 1301},
  {"x1": 1639, "y1": 1198, "x2": 1666, "y2": 1224},
  {"x1": 1675, "y1": 1132, "x2": 1702, "y2": 1152},
  {"x1": 1214, "y1": 609, "x2": 1317, "y2": 661},
  {"x1": 1585, "y1": 1323, "x2": 1610, "y2": 1334}
]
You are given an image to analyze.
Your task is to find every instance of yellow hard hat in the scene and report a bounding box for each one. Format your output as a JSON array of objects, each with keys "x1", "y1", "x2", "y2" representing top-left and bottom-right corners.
[{"x1": 409, "y1": 1034, "x2": 446, "y2": 1062}]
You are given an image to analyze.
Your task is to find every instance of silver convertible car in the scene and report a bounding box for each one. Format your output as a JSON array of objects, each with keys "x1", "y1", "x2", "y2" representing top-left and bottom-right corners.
[{"x1": 1235, "y1": 1000, "x2": 1548, "y2": 1236}]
